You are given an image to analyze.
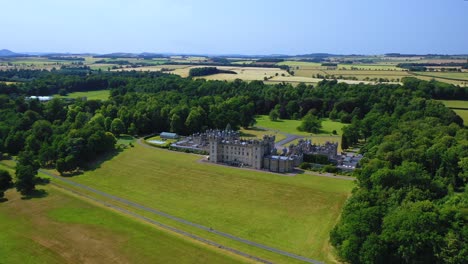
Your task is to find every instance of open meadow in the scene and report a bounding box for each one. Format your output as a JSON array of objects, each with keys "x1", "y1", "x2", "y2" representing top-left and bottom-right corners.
[
  {"x1": 438, "y1": 100, "x2": 468, "y2": 125},
  {"x1": 438, "y1": 100, "x2": 468, "y2": 109},
  {"x1": 454, "y1": 109, "x2": 468, "y2": 125},
  {"x1": 239, "y1": 127, "x2": 287, "y2": 143},
  {"x1": 0, "y1": 165, "x2": 245, "y2": 264},
  {"x1": 54, "y1": 90, "x2": 110, "y2": 101},
  {"x1": 57, "y1": 144, "x2": 354, "y2": 263},
  {"x1": 255, "y1": 115, "x2": 346, "y2": 136},
  {"x1": 253, "y1": 115, "x2": 345, "y2": 151}
]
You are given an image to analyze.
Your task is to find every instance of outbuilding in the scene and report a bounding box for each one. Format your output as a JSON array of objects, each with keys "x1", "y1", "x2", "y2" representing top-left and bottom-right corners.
[{"x1": 160, "y1": 132, "x2": 179, "y2": 139}]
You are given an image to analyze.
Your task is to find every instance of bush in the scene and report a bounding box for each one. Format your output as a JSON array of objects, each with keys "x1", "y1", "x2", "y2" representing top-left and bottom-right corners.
[
  {"x1": 322, "y1": 164, "x2": 339, "y2": 173},
  {"x1": 299, "y1": 162, "x2": 310, "y2": 169}
]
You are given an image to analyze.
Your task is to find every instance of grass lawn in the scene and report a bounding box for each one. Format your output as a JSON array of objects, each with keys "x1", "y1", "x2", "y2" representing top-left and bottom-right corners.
[
  {"x1": 239, "y1": 127, "x2": 287, "y2": 142},
  {"x1": 55, "y1": 90, "x2": 110, "y2": 101},
  {"x1": 66, "y1": 144, "x2": 354, "y2": 262},
  {"x1": 255, "y1": 115, "x2": 346, "y2": 136},
  {"x1": 117, "y1": 135, "x2": 136, "y2": 145},
  {"x1": 0, "y1": 165, "x2": 247, "y2": 264},
  {"x1": 454, "y1": 109, "x2": 468, "y2": 125},
  {"x1": 438, "y1": 100, "x2": 468, "y2": 109}
]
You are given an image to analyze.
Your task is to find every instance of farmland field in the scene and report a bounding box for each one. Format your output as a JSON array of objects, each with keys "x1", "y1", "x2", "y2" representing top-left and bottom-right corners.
[
  {"x1": 55, "y1": 90, "x2": 110, "y2": 100},
  {"x1": 0, "y1": 166, "x2": 245, "y2": 264},
  {"x1": 414, "y1": 71, "x2": 468, "y2": 81},
  {"x1": 62, "y1": 144, "x2": 353, "y2": 263}
]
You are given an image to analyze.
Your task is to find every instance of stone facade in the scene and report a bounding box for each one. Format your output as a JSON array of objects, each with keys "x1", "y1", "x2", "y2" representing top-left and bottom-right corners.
[
  {"x1": 178, "y1": 129, "x2": 340, "y2": 173},
  {"x1": 208, "y1": 132, "x2": 275, "y2": 170}
]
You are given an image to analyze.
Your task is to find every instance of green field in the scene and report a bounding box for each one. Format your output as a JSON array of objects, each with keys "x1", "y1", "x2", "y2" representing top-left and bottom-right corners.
[
  {"x1": 239, "y1": 127, "x2": 287, "y2": 142},
  {"x1": 55, "y1": 90, "x2": 110, "y2": 100},
  {"x1": 277, "y1": 60, "x2": 468, "y2": 85},
  {"x1": 438, "y1": 100, "x2": 468, "y2": 109},
  {"x1": 415, "y1": 71, "x2": 468, "y2": 81},
  {"x1": 255, "y1": 115, "x2": 346, "y2": 136},
  {"x1": 0, "y1": 165, "x2": 245, "y2": 264},
  {"x1": 438, "y1": 100, "x2": 468, "y2": 125},
  {"x1": 62, "y1": 144, "x2": 353, "y2": 262},
  {"x1": 454, "y1": 109, "x2": 468, "y2": 125}
]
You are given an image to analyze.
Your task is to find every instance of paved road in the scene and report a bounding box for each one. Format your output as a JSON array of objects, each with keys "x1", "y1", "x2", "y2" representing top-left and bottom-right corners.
[
  {"x1": 254, "y1": 126, "x2": 305, "y2": 149},
  {"x1": 39, "y1": 168, "x2": 323, "y2": 264},
  {"x1": 275, "y1": 134, "x2": 302, "y2": 149}
]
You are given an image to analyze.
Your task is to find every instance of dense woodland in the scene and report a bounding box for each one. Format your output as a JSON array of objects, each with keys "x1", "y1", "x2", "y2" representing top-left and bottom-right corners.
[{"x1": 0, "y1": 69, "x2": 467, "y2": 262}]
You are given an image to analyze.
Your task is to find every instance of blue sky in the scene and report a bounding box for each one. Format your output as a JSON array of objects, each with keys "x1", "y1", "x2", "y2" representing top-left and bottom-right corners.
[{"x1": 1, "y1": 0, "x2": 467, "y2": 55}]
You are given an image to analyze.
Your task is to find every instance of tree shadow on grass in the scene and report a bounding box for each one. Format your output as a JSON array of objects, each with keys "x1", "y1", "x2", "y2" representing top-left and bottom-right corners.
[
  {"x1": 57, "y1": 147, "x2": 126, "y2": 178},
  {"x1": 83, "y1": 148, "x2": 124, "y2": 172},
  {"x1": 248, "y1": 127, "x2": 267, "y2": 131},
  {"x1": 21, "y1": 189, "x2": 48, "y2": 200}
]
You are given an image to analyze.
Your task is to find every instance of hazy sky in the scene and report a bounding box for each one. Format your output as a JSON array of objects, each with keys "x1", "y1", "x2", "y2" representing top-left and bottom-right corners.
[{"x1": 1, "y1": 0, "x2": 467, "y2": 55}]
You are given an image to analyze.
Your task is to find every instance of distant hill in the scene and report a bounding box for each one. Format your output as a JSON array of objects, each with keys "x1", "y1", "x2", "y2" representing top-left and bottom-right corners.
[
  {"x1": 0, "y1": 49, "x2": 18, "y2": 57},
  {"x1": 0, "y1": 49, "x2": 28, "y2": 57}
]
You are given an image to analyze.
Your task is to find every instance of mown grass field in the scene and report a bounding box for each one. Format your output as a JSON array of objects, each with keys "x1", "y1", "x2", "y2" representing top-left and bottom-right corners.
[
  {"x1": 454, "y1": 109, "x2": 468, "y2": 125},
  {"x1": 0, "y1": 165, "x2": 245, "y2": 264},
  {"x1": 239, "y1": 127, "x2": 287, "y2": 142},
  {"x1": 438, "y1": 100, "x2": 468, "y2": 109},
  {"x1": 55, "y1": 90, "x2": 110, "y2": 100},
  {"x1": 415, "y1": 71, "x2": 468, "y2": 81},
  {"x1": 64, "y1": 144, "x2": 353, "y2": 262},
  {"x1": 255, "y1": 115, "x2": 346, "y2": 136}
]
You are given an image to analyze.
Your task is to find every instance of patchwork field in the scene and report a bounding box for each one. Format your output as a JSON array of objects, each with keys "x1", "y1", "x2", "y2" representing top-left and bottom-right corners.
[
  {"x1": 55, "y1": 90, "x2": 110, "y2": 101},
  {"x1": 60, "y1": 144, "x2": 354, "y2": 263},
  {"x1": 0, "y1": 166, "x2": 245, "y2": 264},
  {"x1": 278, "y1": 60, "x2": 468, "y2": 86}
]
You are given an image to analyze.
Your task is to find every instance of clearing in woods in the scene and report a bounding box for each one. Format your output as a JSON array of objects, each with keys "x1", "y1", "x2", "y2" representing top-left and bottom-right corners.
[{"x1": 55, "y1": 90, "x2": 110, "y2": 101}]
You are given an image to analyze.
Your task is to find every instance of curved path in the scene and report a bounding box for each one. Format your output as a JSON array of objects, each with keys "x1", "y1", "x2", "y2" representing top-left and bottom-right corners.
[
  {"x1": 40, "y1": 166, "x2": 324, "y2": 264},
  {"x1": 255, "y1": 126, "x2": 305, "y2": 149}
]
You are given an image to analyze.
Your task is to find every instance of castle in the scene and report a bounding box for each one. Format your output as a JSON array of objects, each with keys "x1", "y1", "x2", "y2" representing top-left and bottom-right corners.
[{"x1": 173, "y1": 129, "x2": 340, "y2": 173}]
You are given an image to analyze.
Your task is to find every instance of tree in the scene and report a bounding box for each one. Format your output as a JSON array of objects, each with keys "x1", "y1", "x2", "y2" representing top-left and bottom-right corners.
[
  {"x1": 298, "y1": 112, "x2": 322, "y2": 133},
  {"x1": 128, "y1": 122, "x2": 137, "y2": 135},
  {"x1": 110, "y1": 118, "x2": 125, "y2": 136},
  {"x1": 15, "y1": 151, "x2": 39, "y2": 195},
  {"x1": 185, "y1": 107, "x2": 205, "y2": 134},
  {"x1": 0, "y1": 169, "x2": 13, "y2": 198},
  {"x1": 269, "y1": 108, "x2": 279, "y2": 121}
]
